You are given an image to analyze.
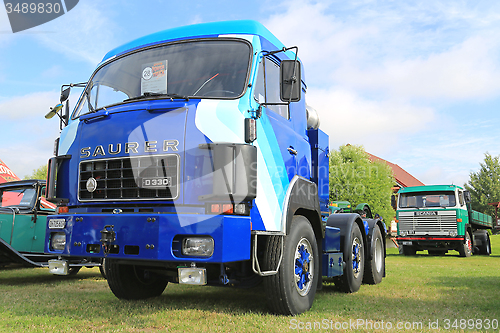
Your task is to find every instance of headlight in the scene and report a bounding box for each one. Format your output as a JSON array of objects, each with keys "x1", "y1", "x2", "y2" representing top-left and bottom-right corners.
[
  {"x1": 51, "y1": 232, "x2": 66, "y2": 251},
  {"x1": 182, "y1": 237, "x2": 214, "y2": 257},
  {"x1": 449, "y1": 230, "x2": 458, "y2": 237},
  {"x1": 400, "y1": 230, "x2": 408, "y2": 237}
]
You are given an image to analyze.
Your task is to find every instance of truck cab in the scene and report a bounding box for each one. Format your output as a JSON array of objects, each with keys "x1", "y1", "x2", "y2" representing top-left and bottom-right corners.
[
  {"x1": 396, "y1": 185, "x2": 492, "y2": 256},
  {"x1": 44, "y1": 20, "x2": 385, "y2": 315}
]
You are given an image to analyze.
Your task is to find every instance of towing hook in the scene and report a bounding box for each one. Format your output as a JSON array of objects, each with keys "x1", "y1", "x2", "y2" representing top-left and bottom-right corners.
[{"x1": 100, "y1": 225, "x2": 116, "y2": 244}]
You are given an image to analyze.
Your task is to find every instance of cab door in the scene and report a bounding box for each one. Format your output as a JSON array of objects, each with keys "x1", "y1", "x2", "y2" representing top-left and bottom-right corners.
[
  {"x1": 3, "y1": 186, "x2": 38, "y2": 252},
  {"x1": 254, "y1": 56, "x2": 298, "y2": 181}
]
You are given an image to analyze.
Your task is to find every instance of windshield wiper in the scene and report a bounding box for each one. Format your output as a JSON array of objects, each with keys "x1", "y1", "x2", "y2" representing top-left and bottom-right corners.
[{"x1": 124, "y1": 92, "x2": 189, "y2": 102}]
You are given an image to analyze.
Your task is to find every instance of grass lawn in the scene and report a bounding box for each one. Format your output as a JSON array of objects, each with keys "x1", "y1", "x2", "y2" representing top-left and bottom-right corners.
[{"x1": 1, "y1": 235, "x2": 499, "y2": 332}]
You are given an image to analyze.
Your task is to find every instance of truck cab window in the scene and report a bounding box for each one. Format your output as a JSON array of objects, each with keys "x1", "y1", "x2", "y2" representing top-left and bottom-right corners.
[
  {"x1": 72, "y1": 39, "x2": 251, "y2": 118},
  {"x1": 458, "y1": 191, "x2": 465, "y2": 206},
  {"x1": 253, "y1": 57, "x2": 289, "y2": 119}
]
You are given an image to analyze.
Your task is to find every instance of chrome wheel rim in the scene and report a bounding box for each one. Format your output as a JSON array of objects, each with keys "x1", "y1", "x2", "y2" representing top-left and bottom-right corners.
[
  {"x1": 294, "y1": 238, "x2": 314, "y2": 296},
  {"x1": 352, "y1": 237, "x2": 362, "y2": 278}
]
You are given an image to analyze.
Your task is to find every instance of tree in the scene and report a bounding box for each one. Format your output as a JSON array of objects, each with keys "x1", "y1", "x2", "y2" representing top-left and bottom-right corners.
[
  {"x1": 329, "y1": 145, "x2": 395, "y2": 224},
  {"x1": 464, "y1": 153, "x2": 500, "y2": 216},
  {"x1": 24, "y1": 165, "x2": 48, "y2": 180}
]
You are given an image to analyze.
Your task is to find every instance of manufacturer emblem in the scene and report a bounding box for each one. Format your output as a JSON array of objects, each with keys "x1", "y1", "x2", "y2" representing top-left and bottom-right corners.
[
  {"x1": 112, "y1": 209, "x2": 122, "y2": 214},
  {"x1": 86, "y1": 177, "x2": 97, "y2": 193}
]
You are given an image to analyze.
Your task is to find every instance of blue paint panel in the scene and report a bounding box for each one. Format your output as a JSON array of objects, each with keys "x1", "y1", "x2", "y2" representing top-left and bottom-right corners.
[
  {"x1": 308, "y1": 128, "x2": 329, "y2": 212},
  {"x1": 45, "y1": 213, "x2": 251, "y2": 263},
  {"x1": 102, "y1": 20, "x2": 287, "y2": 64},
  {"x1": 322, "y1": 252, "x2": 343, "y2": 277},
  {"x1": 322, "y1": 226, "x2": 341, "y2": 252}
]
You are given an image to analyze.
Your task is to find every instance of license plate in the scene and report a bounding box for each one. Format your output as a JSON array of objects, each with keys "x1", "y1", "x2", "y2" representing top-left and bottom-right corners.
[
  {"x1": 48, "y1": 219, "x2": 66, "y2": 229},
  {"x1": 142, "y1": 177, "x2": 171, "y2": 188}
]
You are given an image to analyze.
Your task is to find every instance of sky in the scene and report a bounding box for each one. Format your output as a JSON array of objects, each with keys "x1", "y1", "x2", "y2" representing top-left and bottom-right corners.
[{"x1": 1, "y1": 0, "x2": 500, "y2": 186}]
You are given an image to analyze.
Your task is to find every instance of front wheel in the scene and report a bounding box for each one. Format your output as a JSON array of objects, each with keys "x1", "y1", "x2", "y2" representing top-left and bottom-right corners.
[
  {"x1": 458, "y1": 231, "x2": 472, "y2": 257},
  {"x1": 105, "y1": 259, "x2": 168, "y2": 299},
  {"x1": 263, "y1": 215, "x2": 319, "y2": 315}
]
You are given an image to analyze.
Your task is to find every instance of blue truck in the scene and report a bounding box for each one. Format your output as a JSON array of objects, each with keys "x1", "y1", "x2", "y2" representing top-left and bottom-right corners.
[{"x1": 44, "y1": 20, "x2": 386, "y2": 315}]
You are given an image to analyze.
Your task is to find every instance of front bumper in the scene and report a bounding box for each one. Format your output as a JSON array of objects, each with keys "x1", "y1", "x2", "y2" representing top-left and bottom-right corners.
[
  {"x1": 45, "y1": 213, "x2": 251, "y2": 263},
  {"x1": 397, "y1": 236, "x2": 465, "y2": 249}
]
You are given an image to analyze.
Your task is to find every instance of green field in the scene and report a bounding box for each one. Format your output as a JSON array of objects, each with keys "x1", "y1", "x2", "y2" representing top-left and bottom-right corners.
[{"x1": 1, "y1": 236, "x2": 499, "y2": 332}]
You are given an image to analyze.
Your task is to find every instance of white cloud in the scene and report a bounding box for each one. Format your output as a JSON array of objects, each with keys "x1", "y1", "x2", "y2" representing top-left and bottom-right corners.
[
  {"x1": 0, "y1": 91, "x2": 61, "y2": 178},
  {"x1": 337, "y1": 35, "x2": 500, "y2": 100},
  {"x1": 307, "y1": 88, "x2": 435, "y2": 154},
  {"x1": 262, "y1": 0, "x2": 500, "y2": 188},
  {"x1": 35, "y1": 1, "x2": 119, "y2": 66},
  {"x1": 0, "y1": 91, "x2": 59, "y2": 119}
]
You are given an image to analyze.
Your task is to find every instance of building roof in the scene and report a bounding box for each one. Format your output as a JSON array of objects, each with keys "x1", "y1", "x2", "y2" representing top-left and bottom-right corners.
[{"x1": 367, "y1": 152, "x2": 424, "y2": 188}]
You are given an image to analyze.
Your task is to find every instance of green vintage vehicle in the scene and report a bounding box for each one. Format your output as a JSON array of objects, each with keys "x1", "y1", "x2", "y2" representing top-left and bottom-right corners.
[{"x1": 0, "y1": 179, "x2": 102, "y2": 275}]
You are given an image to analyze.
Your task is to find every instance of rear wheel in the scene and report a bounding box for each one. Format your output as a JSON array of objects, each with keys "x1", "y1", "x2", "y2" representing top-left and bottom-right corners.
[
  {"x1": 479, "y1": 232, "x2": 491, "y2": 255},
  {"x1": 458, "y1": 231, "x2": 472, "y2": 257},
  {"x1": 363, "y1": 225, "x2": 384, "y2": 284},
  {"x1": 263, "y1": 215, "x2": 319, "y2": 315},
  {"x1": 336, "y1": 223, "x2": 364, "y2": 293},
  {"x1": 105, "y1": 259, "x2": 168, "y2": 299}
]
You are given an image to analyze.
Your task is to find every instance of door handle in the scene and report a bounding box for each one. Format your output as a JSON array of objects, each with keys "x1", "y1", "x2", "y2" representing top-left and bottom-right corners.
[{"x1": 287, "y1": 147, "x2": 297, "y2": 155}]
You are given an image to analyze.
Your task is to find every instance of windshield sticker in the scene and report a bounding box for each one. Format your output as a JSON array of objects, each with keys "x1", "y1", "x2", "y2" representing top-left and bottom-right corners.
[{"x1": 141, "y1": 60, "x2": 167, "y2": 95}]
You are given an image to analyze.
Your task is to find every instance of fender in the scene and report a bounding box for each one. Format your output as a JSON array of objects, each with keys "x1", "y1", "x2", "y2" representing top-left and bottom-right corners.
[
  {"x1": 0, "y1": 237, "x2": 44, "y2": 268},
  {"x1": 281, "y1": 175, "x2": 322, "y2": 238},
  {"x1": 326, "y1": 213, "x2": 368, "y2": 260}
]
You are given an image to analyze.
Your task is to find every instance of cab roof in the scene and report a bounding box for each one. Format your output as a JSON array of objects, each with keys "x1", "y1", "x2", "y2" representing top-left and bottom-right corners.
[
  {"x1": 398, "y1": 185, "x2": 463, "y2": 193},
  {"x1": 101, "y1": 20, "x2": 286, "y2": 64}
]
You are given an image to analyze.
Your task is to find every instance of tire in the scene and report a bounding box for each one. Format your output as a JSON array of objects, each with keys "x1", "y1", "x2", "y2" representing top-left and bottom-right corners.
[
  {"x1": 458, "y1": 231, "x2": 472, "y2": 257},
  {"x1": 99, "y1": 259, "x2": 107, "y2": 279},
  {"x1": 480, "y1": 232, "x2": 491, "y2": 255},
  {"x1": 105, "y1": 259, "x2": 168, "y2": 299},
  {"x1": 363, "y1": 225, "x2": 384, "y2": 284},
  {"x1": 336, "y1": 222, "x2": 364, "y2": 293},
  {"x1": 402, "y1": 245, "x2": 416, "y2": 256},
  {"x1": 263, "y1": 215, "x2": 319, "y2": 316}
]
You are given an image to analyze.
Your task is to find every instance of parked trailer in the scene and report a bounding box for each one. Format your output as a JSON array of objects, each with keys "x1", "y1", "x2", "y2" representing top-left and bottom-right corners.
[
  {"x1": 44, "y1": 20, "x2": 385, "y2": 315},
  {"x1": 395, "y1": 185, "x2": 493, "y2": 257}
]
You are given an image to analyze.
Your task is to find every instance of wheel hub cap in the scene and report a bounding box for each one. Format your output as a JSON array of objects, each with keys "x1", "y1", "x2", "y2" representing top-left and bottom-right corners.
[{"x1": 294, "y1": 238, "x2": 314, "y2": 296}]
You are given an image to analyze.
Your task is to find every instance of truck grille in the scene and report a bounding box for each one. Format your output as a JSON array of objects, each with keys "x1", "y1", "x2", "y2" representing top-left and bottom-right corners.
[
  {"x1": 79, "y1": 154, "x2": 179, "y2": 201},
  {"x1": 398, "y1": 211, "x2": 457, "y2": 236}
]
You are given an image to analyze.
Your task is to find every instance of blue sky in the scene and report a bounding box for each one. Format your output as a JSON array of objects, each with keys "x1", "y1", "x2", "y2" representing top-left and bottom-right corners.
[{"x1": 1, "y1": 0, "x2": 500, "y2": 186}]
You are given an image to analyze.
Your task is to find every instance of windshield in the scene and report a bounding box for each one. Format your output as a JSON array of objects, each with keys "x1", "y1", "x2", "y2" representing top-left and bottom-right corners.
[
  {"x1": 399, "y1": 191, "x2": 457, "y2": 208},
  {"x1": 0, "y1": 186, "x2": 36, "y2": 209},
  {"x1": 73, "y1": 39, "x2": 251, "y2": 118}
]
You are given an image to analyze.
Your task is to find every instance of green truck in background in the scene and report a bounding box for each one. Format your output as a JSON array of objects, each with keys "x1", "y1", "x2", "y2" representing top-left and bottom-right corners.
[
  {"x1": 0, "y1": 179, "x2": 102, "y2": 274},
  {"x1": 395, "y1": 185, "x2": 493, "y2": 257}
]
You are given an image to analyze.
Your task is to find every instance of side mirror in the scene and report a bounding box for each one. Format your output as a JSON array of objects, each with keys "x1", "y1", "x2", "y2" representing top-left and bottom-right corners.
[
  {"x1": 464, "y1": 190, "x2": 471, "y2": 203},
  {"x1": 45, "y1": 104, "x2": 63, "y2": 119},
  {"x1": 280, "y1": 60, "x2": 301, "y2": 102},
  {"x1": 60, "y1": 87, "x2": 70, "y2": 103},
  {"x1": 391, "y1": 195, "x2": 397, "y2": 210}
]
